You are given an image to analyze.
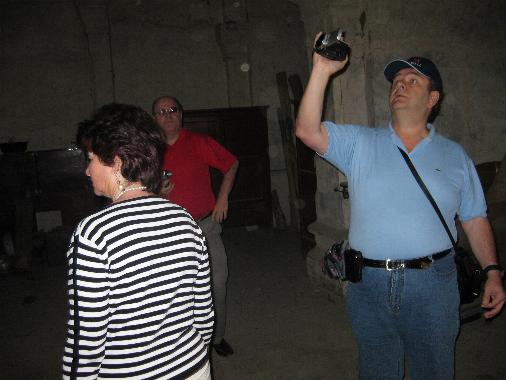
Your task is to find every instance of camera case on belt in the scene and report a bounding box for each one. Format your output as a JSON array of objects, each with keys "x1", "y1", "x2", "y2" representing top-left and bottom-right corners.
[
  {"x1": 314, "y1": 29, "x2": 350, "y2": 61},
  {"x1": 323, "y1": 240, "x2": 363, "y2": 283},
  {"x1": 344, "y1": 249, "x2": 362, "y2": 283}
]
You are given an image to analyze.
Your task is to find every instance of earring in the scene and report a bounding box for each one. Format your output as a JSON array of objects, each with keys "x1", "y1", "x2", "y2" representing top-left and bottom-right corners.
[{"x1": 115, "y1": 171, "x2": 125, "y2": 192}]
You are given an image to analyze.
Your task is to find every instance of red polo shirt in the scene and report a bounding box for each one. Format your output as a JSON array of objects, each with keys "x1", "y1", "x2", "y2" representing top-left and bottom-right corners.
[{"x1": 163, "y1": 129, "x2": 237, "y2": 220}]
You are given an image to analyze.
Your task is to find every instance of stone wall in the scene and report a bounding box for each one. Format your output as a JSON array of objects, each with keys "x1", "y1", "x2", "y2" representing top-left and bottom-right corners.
[
  {"x1": 0, "y1": 0, "x2": 311, "y2": 226},
  {"x1": 1, "y1": 0, "x2": 504, "y2": 237}
]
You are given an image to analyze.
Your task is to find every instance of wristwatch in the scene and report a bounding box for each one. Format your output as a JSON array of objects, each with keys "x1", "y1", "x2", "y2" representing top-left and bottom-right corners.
[{"x1": 483, "y1": 264, "x2": 504, "y2": 278}]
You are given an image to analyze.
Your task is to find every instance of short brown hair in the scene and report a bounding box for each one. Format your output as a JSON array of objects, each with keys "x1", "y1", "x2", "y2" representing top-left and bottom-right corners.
[{"x1": 78, "y1": 103, "x2": 166, "y2": 194}]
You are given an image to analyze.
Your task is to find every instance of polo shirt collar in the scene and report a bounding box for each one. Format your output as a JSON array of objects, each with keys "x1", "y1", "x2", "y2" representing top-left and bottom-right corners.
[
  {"x1": 170, "y1": 128, "x2": 187, "y2": 146},
  {"x1": 388, "y1": 122, "x2": 436, "y2": 153},
  {"x1": 178, "y1": 129, "x2": 188, "y2": 140}
]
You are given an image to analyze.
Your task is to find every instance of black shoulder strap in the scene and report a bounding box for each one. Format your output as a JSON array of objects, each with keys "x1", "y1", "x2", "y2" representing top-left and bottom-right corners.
[
  {"x1": 397, "y1": 147, "x2": 457, "y2": 249},
  {"x1": 70, "y1": 234, "x2": 80, "y2": 379}
]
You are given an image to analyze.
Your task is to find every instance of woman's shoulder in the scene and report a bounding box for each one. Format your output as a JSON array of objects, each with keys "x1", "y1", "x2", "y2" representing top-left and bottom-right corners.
[
  {"x1": 108, "y1": 196, "x2": 194, "y2": 219},
  {"x1": 74, "y1": 196, "x2": 199, "y2": 242}
]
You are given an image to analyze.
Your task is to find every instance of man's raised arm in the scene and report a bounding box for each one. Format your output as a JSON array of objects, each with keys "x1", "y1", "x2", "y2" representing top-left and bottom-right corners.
[{"x1": 295, "y1": 34, "x2": 349, "y2": 155}]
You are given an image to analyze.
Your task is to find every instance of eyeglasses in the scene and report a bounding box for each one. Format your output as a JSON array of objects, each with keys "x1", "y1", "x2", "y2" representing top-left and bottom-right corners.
[{"x1": 154, "y1": 107, "x2": 180, "y2": 117}]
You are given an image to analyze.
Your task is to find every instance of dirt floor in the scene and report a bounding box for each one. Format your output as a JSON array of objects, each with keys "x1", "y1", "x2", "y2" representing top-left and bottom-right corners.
[{"x1": 1, "y1": 226, "x2": 505, "y2": 379}]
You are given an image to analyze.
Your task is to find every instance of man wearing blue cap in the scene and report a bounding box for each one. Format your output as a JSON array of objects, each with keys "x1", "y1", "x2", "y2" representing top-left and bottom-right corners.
[{"x1": 295, "y1": 36, "x2": 505, "y2": 379}]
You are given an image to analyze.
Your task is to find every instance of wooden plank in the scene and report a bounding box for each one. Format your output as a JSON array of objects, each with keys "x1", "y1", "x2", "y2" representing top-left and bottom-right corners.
[
  {"x1": 290, "y1": 73, "x2": 317, "y2": 251},
  {"x1": 276, "y1": 71, "x2": 300, "y2": 230}
]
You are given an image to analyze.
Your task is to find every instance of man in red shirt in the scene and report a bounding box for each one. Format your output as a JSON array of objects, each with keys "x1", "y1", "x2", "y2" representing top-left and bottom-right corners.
[{"x1": 153, "y1": 96, "x2": 239, "y2": 357}]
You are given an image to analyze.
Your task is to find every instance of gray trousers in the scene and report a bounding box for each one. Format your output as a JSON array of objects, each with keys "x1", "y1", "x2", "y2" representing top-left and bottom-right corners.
[{"x1": 198, "y1": 216, "x2": 228, "y2": 344}]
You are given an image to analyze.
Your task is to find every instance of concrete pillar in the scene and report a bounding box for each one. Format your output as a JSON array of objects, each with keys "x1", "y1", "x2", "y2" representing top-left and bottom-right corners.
[{"x1": 305, "y1": 4, "x2": 370, "y2": 295}]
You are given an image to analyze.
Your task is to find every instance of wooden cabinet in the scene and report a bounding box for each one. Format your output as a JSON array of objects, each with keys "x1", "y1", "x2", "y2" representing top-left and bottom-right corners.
[
  {"x1": 184, "y1": 106, "x2": 272, "y2": 227},
  {"x1": 0, "y1": 149, "x2": 98, "y2": 231}
]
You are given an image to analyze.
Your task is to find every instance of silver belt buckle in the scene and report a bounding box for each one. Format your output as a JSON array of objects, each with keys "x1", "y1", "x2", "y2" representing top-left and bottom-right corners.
[{"x1": 385, "y1": 259, "x2": 405, "y2": 271}]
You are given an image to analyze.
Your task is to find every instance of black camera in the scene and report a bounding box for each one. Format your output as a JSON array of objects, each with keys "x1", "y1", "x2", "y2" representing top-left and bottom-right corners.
[{"x1": 314, "y1": 29, "x2": 350, "y2": 61}]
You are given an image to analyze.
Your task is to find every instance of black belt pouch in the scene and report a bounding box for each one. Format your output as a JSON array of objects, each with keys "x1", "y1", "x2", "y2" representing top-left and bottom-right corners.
[{"x1": 344, "y1": 249, "x2": 363, "y2": 283}]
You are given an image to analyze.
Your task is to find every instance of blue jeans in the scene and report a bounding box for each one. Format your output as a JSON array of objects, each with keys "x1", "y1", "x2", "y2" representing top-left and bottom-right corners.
[{"x1": 346, "y1": 253, "x2": 460, "y2": 380}]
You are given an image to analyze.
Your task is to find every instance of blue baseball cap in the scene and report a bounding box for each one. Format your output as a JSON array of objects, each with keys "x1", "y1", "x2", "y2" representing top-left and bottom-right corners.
[{"x1": 384, "y1": 57, "x2": 443, "y2": 90}]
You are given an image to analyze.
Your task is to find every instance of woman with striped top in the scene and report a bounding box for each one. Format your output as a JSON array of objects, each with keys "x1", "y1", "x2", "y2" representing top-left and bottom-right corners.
[{"x1": 62, "y1": 104, "x2": 214, "y2": 379}]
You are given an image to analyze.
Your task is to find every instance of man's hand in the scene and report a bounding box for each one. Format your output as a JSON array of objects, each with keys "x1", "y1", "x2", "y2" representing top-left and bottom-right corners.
[
  {"x1": 312, "y1": 32, "x2": 349, "y2": 77},
  {"x1": 461, "y1": 217, "x2": 505, "y2": 318},
  {"x1": 294, "y1": 32, "x2": 349, "y2": 155},
  {"x1": 212, "y1": 196, "x2": 228, "y2": 223},
  {"x1": 481, "y1": 272, "x2": 506, "y2": 319},
  {"x1": 212, "y1": 160, "x2": 238, "y2": 223}
]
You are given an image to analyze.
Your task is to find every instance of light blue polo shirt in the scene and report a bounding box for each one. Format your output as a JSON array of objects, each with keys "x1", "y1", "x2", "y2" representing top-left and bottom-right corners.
[{"x1": 321, "y1": 122, "x2": 487, "y2": 260}]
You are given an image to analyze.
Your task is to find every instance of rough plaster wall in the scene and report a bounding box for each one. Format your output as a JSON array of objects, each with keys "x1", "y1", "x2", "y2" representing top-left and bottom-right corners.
[
  {"x1": 246, "y1": 0, "x2": 309, "y2": 226},
  {"x1": 296, "y1": 0, "x2": 506, "y2": 167},
  {"x1": 107, "y1": 0, "x2": 228, "y2": 111},
  {"x1": 0, "y1": 1, "x2": 94, "y2": 149},
  {"x1": 0, "y1": 0, "x2": 229, "y2": 149},
  {"x1": 366, "y1": 0, "x2": 506, "y2": 164},
  {"x1": 0, "y1": 0, "x2": 311, "y2": 226}
]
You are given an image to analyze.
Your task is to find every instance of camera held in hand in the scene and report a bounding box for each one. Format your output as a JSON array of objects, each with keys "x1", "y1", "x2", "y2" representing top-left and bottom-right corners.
[{"x1": 314, "y1": 29, "x2": 350, "y2": 61}]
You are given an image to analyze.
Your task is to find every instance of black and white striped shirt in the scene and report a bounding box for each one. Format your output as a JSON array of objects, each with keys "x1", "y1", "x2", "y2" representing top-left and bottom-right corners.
[{"x1": 62, "y1": 196, "x2": 214, "y2": 379}]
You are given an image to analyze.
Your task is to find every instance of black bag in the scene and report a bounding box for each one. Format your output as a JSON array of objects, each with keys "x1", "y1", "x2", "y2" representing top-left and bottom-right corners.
[
  {"x1": 397, "y1": 147, "x2": 483, "y2": 305},
  {"x1": 323, "y1": 240, "x2": 363, "y2": 282},
  {"x1": 454, "y1": 246, "x2": 483, "y2": 304}
]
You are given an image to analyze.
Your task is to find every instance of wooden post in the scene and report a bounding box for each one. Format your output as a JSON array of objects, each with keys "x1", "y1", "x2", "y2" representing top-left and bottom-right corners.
[{"x1": 276, "y1": 71, "x2": 301, "y2": 230}]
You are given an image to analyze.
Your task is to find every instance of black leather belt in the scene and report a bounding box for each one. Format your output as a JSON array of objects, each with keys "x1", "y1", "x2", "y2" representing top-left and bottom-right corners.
[{"x1": 362, "y1": 249, "x2": 452, "y2": 270}]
